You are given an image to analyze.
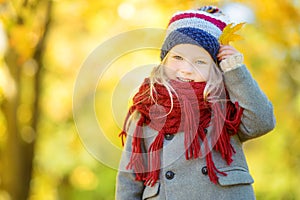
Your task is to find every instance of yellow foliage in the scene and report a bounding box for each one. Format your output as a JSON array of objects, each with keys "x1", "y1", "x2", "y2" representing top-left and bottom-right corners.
[
  {"x1": 69, "y1": 166, "x2": 98, "y2": 190},
  {"x1": 219, "y1": 23, "x2": 245, "y2": 45},
  {"x1": 9, "y1": 25, "x2": 35, "y2": 62}
]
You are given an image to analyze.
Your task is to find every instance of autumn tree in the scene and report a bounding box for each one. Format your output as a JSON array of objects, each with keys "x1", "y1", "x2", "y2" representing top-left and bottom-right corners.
[{"x1": 0, "y1": 1, "x2": 53, "y2": 199}]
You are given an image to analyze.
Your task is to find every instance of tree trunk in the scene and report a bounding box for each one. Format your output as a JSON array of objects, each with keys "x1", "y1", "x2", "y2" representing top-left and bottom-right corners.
[
  {"x1": 2, "y1": 48, "x2": 32, "y2": 200},
  {"x1": 0, "y1": 1, "x2": 53, "y2": 199}
]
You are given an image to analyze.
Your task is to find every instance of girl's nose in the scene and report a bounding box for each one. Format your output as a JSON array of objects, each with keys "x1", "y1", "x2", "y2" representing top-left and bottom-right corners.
[{"x1": 180, "y1": 61, "x2": 194, "y2": 74}]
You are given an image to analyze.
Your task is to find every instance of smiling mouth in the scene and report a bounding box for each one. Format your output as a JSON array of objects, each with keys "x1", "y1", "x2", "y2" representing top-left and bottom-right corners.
[{"x1": 177, "y1": 77, "x2": 194, "y2": 82}]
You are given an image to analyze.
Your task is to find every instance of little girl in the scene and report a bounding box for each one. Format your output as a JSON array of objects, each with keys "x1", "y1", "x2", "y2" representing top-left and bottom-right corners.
[{"x1": 116, "y1": 6, "x2": 275, "y2": 200}]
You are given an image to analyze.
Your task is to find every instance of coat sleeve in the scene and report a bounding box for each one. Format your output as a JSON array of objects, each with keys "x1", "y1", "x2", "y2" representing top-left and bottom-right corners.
[
  {"x1": 115, "y1": 119, "x2": 145, "y2": 200},
  {"x1": 223, "y1": 65, "x2": 276, "y2": 142}
]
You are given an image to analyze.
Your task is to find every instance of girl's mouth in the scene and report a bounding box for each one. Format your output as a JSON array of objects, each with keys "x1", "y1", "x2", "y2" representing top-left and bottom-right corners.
[{"x1": 177, "y1": 77, "x2": 194, "y2": 82}]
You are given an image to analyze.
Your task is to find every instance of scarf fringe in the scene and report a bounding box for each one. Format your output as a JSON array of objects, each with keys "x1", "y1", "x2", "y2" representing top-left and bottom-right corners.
[
  {"x1": 206, "y1": 151, "x2": 227, "y2": 184},
  {"x1": 126, "y1": 116, "x2": 146, "y2": 181},
  {"x1": 181, "y1": 96, "x2": 200, "y2": 159},
  {"x1": 144, "y1": 131, "x2": 165, "y2": 186},
  {"x1": 119, "y1": 106, "x2": 137, "y2": 146},
  {"x1": 211, "y1": 102, "x2": 243, "y2": 165}
]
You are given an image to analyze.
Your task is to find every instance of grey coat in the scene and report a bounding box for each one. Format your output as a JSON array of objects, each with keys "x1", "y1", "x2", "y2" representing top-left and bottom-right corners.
[{"x1": 116, "y1": 65, "x2": 276, "y2": 200}]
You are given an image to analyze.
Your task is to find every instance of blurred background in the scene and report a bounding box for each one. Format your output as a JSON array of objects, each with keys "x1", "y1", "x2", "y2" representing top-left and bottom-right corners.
[{"x1": 0, "y1": 0, "x2": 300, "y2": 199}]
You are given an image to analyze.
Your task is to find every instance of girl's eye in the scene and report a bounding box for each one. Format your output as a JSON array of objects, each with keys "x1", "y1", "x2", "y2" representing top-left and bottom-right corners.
[
  {"x1": 195, "y1": 60, "x2": 206, "y2": 65},
  {"x1": 172, "y1": 55, "x2": 183, "y2": 60}
]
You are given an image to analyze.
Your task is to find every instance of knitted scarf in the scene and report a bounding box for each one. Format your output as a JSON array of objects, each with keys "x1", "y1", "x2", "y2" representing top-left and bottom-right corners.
[{"x1": 119, "y1": 78, "x2": 243, "y2": 187}]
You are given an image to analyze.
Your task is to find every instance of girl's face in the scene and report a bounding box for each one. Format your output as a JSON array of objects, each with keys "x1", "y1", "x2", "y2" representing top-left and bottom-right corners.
[{"x1": 164, "y1": 44, "x2": 214, "y2": 82}]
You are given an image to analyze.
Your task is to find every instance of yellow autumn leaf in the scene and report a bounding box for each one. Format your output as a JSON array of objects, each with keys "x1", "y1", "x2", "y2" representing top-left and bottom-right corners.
[{"x1": 219, "y1": 23, "x2": 245, "y2": 45}]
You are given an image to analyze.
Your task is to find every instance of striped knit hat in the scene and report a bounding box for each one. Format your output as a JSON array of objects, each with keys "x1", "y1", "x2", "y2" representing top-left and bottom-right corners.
[{"x1": 160, "y1": 6, "x2": 230, "y2": 61}]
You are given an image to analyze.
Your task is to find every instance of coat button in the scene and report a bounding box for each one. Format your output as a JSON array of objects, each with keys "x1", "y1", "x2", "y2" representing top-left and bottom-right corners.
[
  {"x1": 204, "y1": 128, "x2": 208, "y2": 134},
  {"x1": 165, "y1": 171, "x2": 175, "y2": 180},
  {"x1": 164, "y1": 134, "x2": 174, "y2": 140},
  {"x1": 201, "y1": 166, "x2": 208, "y2": 175}
]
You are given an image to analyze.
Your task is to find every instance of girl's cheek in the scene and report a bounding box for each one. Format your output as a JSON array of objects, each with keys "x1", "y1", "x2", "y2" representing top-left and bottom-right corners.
[
  {"x1": 195, "y1": 68, "x2": 210, "y2": 81},
  {"x1": 164, "y1": 66, "x2": 176, "y2": 79}
]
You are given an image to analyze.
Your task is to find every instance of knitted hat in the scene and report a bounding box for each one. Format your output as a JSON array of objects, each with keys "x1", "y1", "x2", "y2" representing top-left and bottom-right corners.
[{"x1": 160, "y1": 6, "x2": 230, "y2": 61}]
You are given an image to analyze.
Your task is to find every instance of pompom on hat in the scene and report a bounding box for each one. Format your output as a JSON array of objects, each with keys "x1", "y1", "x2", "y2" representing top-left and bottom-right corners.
[{"x1": 160, "y1": 5, "x2": 231, "y2": 62}]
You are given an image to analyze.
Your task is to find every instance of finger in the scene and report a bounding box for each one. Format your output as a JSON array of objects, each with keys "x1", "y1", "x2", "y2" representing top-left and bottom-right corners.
[
  {"x1": 217, "y1": 50, "x2": 235, "y2": 60},
  {"x1": 218, "y1": 47, "x2": 240, "y2": 60},
  {"x1": 219, "y1": 48, "x2": 237, "y2": 55},
  {"x1": 219, "y1": 45, "x2": 239, "y2": 53},
  {"x1": 218, "y1": 55, "x2": 231, "y2": 61},
  {"x1": 219, "y1": 49, "x2": 237, "y2": 56}
]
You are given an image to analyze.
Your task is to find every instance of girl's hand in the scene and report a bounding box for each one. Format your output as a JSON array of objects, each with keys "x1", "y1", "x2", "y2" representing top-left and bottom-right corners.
[
  {"x1": 217, "y1": 45, "x2": 240, "y2": 61},
  {"x1": 217, "y1": 45, "x2": 244, "y2": 72}
]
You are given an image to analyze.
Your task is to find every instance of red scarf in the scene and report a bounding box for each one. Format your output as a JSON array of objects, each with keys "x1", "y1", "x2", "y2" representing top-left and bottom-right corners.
[{"x1": 119, "y1": 78, "x2": 243, "y2": 186}]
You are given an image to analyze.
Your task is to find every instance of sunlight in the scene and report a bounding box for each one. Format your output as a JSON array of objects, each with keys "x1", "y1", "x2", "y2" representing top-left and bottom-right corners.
[
  {"x1": 118, "y1": 2, "x2": 136, "y2": 20},
  {"x1": 222, "y1": 3, "x2": 255, "y2": 23}
]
